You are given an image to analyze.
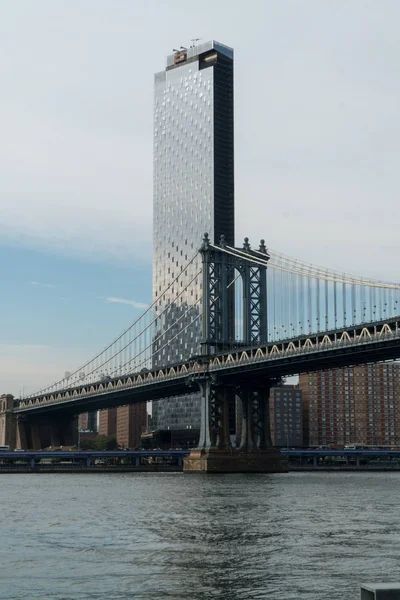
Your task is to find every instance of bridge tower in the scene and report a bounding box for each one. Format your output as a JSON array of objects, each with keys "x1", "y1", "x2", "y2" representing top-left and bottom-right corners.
[
  {"x1": 200, "y1": 233, "x2": 268, "y2": 354},
  {"x1": 184, "y1": 234, "x2": 287, "y2": 473},
  {"x1": 0, "y1": 394, "x2": 16, "y2": 449}
]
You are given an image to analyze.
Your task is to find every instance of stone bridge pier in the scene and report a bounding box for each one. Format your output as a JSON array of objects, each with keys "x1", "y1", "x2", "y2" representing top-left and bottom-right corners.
[
  {"x1": 0, "y1": 394, "x2": 17, "y2": 449},
  {"x1": 183, "y1": 375, "x2": 287, "y2": 473},
  {"x1": 16, "y1": 414, "x2": 78, "y2": 450}
]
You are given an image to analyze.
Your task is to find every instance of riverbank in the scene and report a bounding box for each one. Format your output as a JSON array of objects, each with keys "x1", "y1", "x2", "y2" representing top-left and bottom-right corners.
[
  {"x1": 1, "y1": 465, "x2": 400, "y2": 473},
  {"x1": 290, "y1": 465, "x2": 400, "y2": 471},
  {"x1": 0, "y1": 465, "x2": 182, "y2": 474}
]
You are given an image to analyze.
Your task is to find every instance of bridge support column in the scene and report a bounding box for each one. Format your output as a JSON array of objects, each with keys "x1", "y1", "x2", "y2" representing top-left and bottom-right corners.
[
  {"x1": 60, "y1": 416, "x2": 78, "y2": 447},
  {"x1": 16, "y1": 417, "x2": 29, "y2": 450},
  {"x1": 50, "y1": 422, "x2": 61, "y2": 448},
  {"x1": 30, "y1": 423, "x2": 42, "y2": 450},
  {"x1": 214, "y1": 386, "x2": 231, "y2": 449},
  {"x1": 184, "y1": 376, "x2": 287, "y2": 473},
  {"x1": 252, "y1": 387, "x2": 273, "y2": 450},
  {"x1": 197, "y1": 378, "x2": 212, "y2": 449},
  {"x1": 239, "y1": 389, "x2": 255, "y2": 452}
]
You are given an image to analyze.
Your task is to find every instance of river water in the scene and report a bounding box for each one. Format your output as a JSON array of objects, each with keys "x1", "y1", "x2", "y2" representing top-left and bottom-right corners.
[{"x1": 1, "y1": 472, "x2": 399, "y2": 600}]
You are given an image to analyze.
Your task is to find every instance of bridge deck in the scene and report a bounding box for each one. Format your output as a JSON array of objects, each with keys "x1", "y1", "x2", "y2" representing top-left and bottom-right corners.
[{"x1": 15, "y1": 316, "x2": 400, "y2": 416}]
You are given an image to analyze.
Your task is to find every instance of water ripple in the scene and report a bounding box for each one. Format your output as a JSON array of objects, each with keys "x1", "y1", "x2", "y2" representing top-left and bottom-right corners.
[{"x1": 0, "y1": 472, "x2": 400, "y2": 599}]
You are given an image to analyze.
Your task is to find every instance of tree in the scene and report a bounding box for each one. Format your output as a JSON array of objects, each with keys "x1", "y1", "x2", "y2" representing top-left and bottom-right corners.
[{"x1": 79, "y1": 438, "x2": 98, "y2": 450}]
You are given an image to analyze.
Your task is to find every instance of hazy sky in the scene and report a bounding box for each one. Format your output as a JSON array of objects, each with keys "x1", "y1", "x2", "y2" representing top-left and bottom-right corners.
[{"x1": 1, "y1": 0, "x2": 400, "y2": 395}]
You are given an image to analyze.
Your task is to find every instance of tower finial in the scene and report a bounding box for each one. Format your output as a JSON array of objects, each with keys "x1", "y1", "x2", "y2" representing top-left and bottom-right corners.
[
  {"x1": 201, "y1": 232, "x2": 210, "y2": 251},
  {"x1": 243, "y1": 237, "x2": 250, "y2": 251},
  {"x1": 219, "y1": 234, "x2": 226, "y2": 248}
]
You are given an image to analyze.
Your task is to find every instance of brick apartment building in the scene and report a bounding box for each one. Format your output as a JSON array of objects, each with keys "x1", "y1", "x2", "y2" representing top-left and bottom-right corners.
[
  {"x1": 98, "y1": 407, "x2": 117, "y2": 437},
  {"x1": 299, "y1": 362, "x2": 400, "y2": 447},
  {"x1": 98, "y1": 404, "x2": 146, "y2": 448},
  {"x1": 116, "y1": 404, "x2": 147, "y2": 449}
]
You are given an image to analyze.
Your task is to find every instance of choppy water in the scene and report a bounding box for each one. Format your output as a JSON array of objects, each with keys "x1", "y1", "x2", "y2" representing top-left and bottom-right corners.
[{"x1": 1, "y1": 472, "x2": 400, "y2": 599}]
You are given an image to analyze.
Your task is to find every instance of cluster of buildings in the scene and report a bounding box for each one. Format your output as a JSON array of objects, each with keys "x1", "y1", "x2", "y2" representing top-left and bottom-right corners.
[
  {"x1": 270, "y1": 362, "x2": 400, "y2": 448},
  {"x1": 78, "y1": 404, "x2": 147, "y2": 449},
  {"x1": 76, "y1": 360, "x2": 400, "y2": 450},
  {"x1": 299, "y1": 362, "x2": 400, "y2": 447}
]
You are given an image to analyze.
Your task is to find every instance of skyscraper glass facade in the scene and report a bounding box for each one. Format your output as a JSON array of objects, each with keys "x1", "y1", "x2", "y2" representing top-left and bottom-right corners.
[{"x1": 152, "y1": 41, "x2": 234, "y2": 431}]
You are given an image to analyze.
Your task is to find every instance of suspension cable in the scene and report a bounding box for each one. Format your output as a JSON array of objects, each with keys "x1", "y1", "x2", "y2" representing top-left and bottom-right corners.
[{"x1": 27, "y1": 252, "x2": 200, "y2": 397}]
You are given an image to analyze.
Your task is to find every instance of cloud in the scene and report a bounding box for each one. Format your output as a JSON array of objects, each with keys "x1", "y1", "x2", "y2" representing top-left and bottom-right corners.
[
  {"x1": 30, "y1": 281, "x2": 56, "y2": 288},
  {"x1": 105, "y1": 297, "x2": 149, "y2": 310}
]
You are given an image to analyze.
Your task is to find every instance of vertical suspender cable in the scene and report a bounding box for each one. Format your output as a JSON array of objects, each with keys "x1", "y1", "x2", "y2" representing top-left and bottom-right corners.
[
  {"x1": 267, "y1": 270, "x2": 270, "y2": 342},
  {"x1": 334, "y1": 278, "x2": 337, "y2": 328},
  {"x1": 291, "y1": 269, "x2": 295, "y2": 336},
  {"x1": 303, "y1": 271, "x2": 306, "y2": 334},
  {"x1": 361, "y1": 282, "x2": 365, "y2": 324},
  {"x1": 384, "y1": 287, "x2": 389, "y2": 320},
  {"x1": 295, "y1": 270, "x2": 298, "y2": 336},
  {"x1": 280, "y1": 266, "x2": 283, "y2": 340},
  {"x1": 272, "y1": 267, "x2": 276, "y2": 342},
  {"x1": 308, "y1": 272, "x2": 312, "y2": 334},
  {"x1": 325, "y1": 275, "x2": 329, "y2": 330},
  {"x1": 369, "y1": 285, "x2": 373, "y2": 322},
  {"x1": 281, "y1": 266, "x2": 285, "y2": 340}
]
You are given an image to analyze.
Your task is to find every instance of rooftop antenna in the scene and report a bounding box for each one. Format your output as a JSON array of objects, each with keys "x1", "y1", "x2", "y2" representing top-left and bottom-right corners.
[{"x1": 190, "y1": 38, "x2": 201, "y2": 48}]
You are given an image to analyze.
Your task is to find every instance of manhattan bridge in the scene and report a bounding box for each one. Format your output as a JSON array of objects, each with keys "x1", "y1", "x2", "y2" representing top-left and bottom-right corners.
[{"x1": 10, "y1": 232, "x2": 400, "y2": 472}]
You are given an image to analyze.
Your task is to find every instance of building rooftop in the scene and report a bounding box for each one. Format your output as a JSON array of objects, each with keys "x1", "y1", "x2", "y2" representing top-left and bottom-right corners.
[{"x1": 166, "y1": 40, "x2": 233, "y2": 68}]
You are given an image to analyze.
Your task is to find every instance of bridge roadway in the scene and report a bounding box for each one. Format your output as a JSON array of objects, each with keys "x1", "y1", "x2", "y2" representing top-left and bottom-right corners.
[
  {"x1": 15, "y1": 316, "x2": 400, "y2": 417},
  {"x1": 281, "y1": 449, "x2": 400, "y2": 458},
  {"x1": 281, "y1": 449, "x2": 400, "y2": 467},
  {"x1": 0, "y1": 450, "x2": 190, "y2": 468},
  {"x1": 1, "y1": 450, "x2": 399, "y2": 470}
]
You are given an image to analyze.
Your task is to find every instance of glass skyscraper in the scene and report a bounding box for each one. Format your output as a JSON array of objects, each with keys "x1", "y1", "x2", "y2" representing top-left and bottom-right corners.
[{"x1": 152, "y1": 41, "x2": 234, "y2": 431}]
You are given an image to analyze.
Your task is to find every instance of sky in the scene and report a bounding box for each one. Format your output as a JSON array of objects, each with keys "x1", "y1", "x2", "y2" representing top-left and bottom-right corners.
[{"x1": 1, "y1": 0, "x2": 400, "y2": 395}]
